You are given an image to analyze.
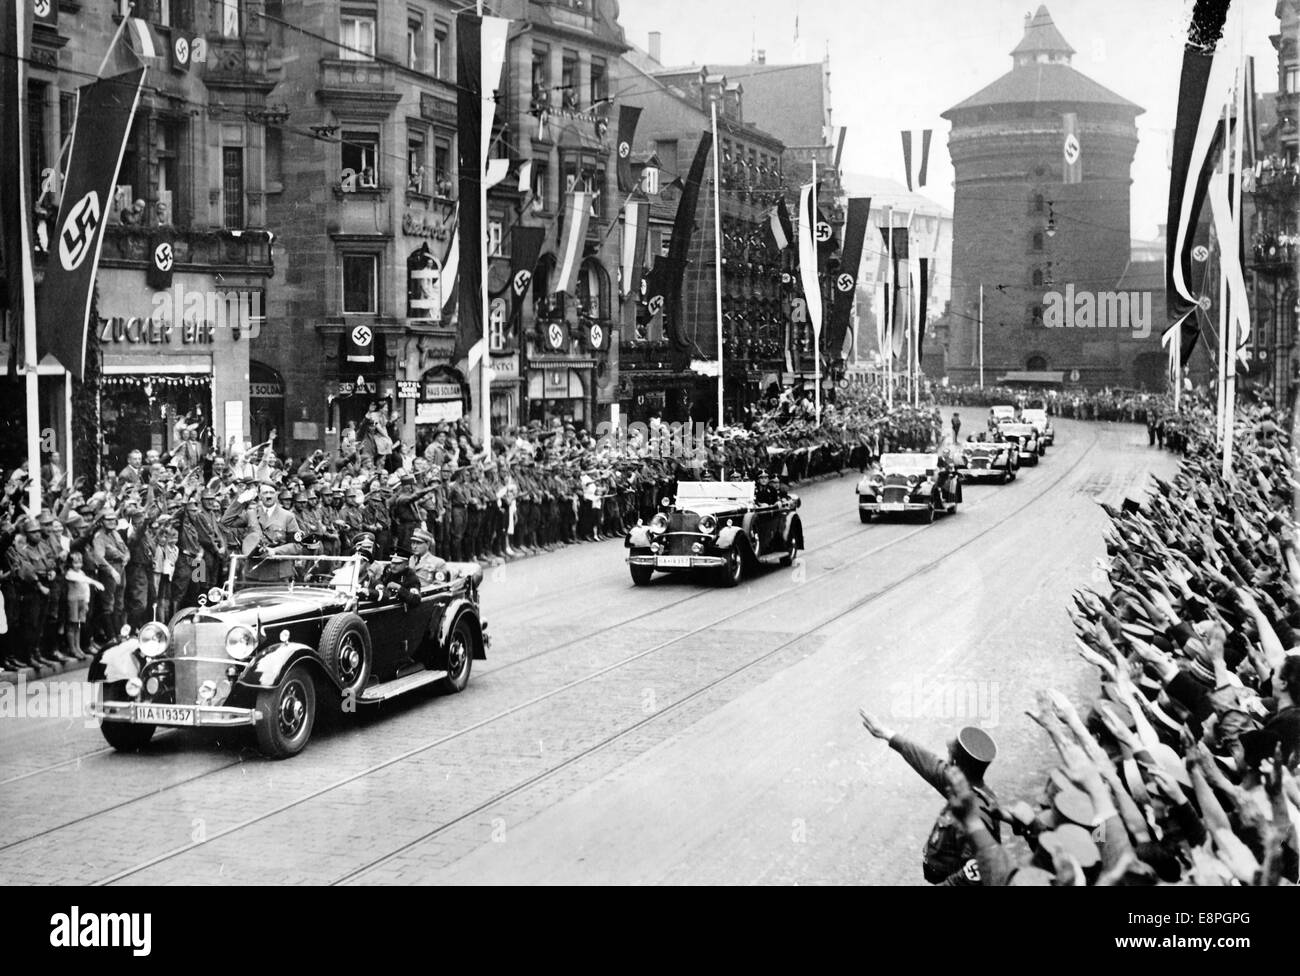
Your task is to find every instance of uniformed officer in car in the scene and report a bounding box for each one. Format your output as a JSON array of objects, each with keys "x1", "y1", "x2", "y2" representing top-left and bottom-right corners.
[
  {"x1": 858, "y1": 711, "x2": 1000, "y2": 885},
  {"x1": 376, "y1": 546, "x2": 422, "y2": 609}
]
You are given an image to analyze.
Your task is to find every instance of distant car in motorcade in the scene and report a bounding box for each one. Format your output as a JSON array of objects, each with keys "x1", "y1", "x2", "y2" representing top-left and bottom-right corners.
[
  {"x1": 959, "y1": 433, "x2": 1019, "y2": 483},
  {"x1": 997, "y1": 422, "x2": 1043, "y2": 465},
  {"x1": 990, "y1": 405, "x2": 1017, "y2": 423},
  {"x1": 1021, "y1": 408, "x2": 1055, "y2": 447},
  {"x1": 857, "y1": 452, "x2": 962, "y2": 523},
  {"x1": 625, "y1": 480, "x2": 803, "y2": 587}
]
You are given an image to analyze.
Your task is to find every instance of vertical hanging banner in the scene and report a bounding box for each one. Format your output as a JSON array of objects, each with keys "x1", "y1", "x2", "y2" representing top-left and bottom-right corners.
[
  {"x1": 554, "y1": 191, "x2": 592, "y2": 295},
  {"x1": 1062, "y1": 112, "x2": 1082, "y2": 184},
  {"x1": 879, "y1": 225, "x2": 909, "y2": 359},
  {"x1": 615, "y1": 105, "x2": 642, "y2": 193},
  {"x1": 169, "y1": 29, "x2": 195, "y2": 73},
  {"x1": 621, "y1": 199, "x2": 649, "y2": 298},
  {"x1": 440, "y1": 206, "x2": 460, "y2": 316},
  {"x1": 1166, "y1": 0, "x2": 1235, "y2": 362},
  {"x1": 345, "y1": 322, "x2": 376, "y2": 363},
  {"x1": 37, "y1": 68, "x2": 147, "y2": 379},
  {"x1": 827, "y1": 197, "x2": 870, "y2": 361},
  {"x1": 763, "y1": 196, "x2": 794, "y2": 253},
  {"x1": 32, "y1": 0, "x2": 57, "y2": 28},
  {"x1": 917, "y1": 257, "x2": 931, "y2": 364},
  {"x1": 797, "y1": 182, "x2": 823, "y2": 341},
  {"x1": 650, "y1": 131, "x2": 713, "y2": 354},
  {"x1": 453, "y1": 11, "x2": 509, "y2": 365},
  {"x1": 146, "y1": 232, "x2": 175, "y2": 290},
  {"x1": 506, "y1": 225, "x2": 545, "y2": 333},
  {"x1": 900, "y1": 129, "x2": 932, "y2": 191}
]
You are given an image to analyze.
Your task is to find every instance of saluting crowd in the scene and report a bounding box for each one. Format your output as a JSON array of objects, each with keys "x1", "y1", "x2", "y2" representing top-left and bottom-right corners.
[
  {"x1": 864, "y1": 392, "x2": 1300, "y2": 885},
  {"x1": 0, "y1": 388, "x2": 941, "y2": 673}
]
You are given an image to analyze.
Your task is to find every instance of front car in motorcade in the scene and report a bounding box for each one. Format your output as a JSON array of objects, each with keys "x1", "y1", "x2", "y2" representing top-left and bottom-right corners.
[
  {"x1": 625, "y1": 480, "x2": 802, "y2": 587},
  {"x1": 990, "y1": 405, "x2": 1017, "y2": 424},
  {"x1": 959, "y1": 434, "x2": 1020, "y2": 483},
  {"x1": 997, "y1": 422, "x2": 1043, "y2": 465},
  {"x1": 87, "y1": 553, "x2": 489, "y2": 758},
  {"x1": 857, "y1": 452, "x2": 962, "y2": 523},
  {"x1": 1021, "y1": 408, "x2": 1054, "y2": 447}
]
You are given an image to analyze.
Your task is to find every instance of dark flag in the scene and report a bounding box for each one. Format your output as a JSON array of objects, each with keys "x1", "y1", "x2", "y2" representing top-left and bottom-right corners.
[
  {"x1": 1062, "y1": 112, "x2": 1082, "y2": 184},
  {"x1": 879, "y1": 226, "x2": 909, "y2": 359},
  {"x1": 37, "y1": 68, "x2": 147, "y2": 379},
  {"x1": 815, "y1": 191, "x2": 838, "y2": 266},
  {"x1": 917, "y1": 257, "x2": 930, "y2": 363},
  {"x1": 169, "y1": 29, "x2": 195, "y2": 73},
  {"x1": 2, "y1": 0, "x2": 35, "y2": 376},
  {"x1": 147, "y1": 233, "x2": 175, "y2": 290},
  {"x1": 615, "y1": 105, "x2": 642, "y2": 193},
  {"x1": 1166, "y1": 0, "x2": 1231, "y2": 364},
  {"x1": 32, "y1": 0, "x2": 56, "y2": 28},
  {"x1": 453, "y1": 12, "x2": 509, "y2": 365},
  {"x1": 826, "y1": 197, "x2": 870, "y2": 361},
  {"x1": 763, "y1": 196, "x2": 794, "y2": 253},
  {"x1": 345, "y1": 322, "x2": 376, "y2": 363},
  {"x1": 901, "y1": 129, "x2": 932, "y2": 191},
  {"x1": 506, "y1": 225, "x2": 545, "y2": 335},
  {"x1": 653, "y1": 131, "x2": 712, "y2": 354}
]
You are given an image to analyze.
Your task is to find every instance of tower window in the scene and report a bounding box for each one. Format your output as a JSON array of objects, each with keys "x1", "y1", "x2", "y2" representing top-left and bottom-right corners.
[{"x1": 1032, "y1": 231, "x2": 1043, "y2": 251}]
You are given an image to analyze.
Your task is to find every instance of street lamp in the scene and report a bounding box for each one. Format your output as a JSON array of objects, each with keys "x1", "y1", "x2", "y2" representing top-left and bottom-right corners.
[{"x1": 1046, "y1": 201, "x2": 1057, "y2": 238}]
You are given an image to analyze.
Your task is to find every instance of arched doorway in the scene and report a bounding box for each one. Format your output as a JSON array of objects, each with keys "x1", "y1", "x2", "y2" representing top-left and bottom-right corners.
[
  {"x1": 249, "y1": 361, "x2": 285, "y2": 446},
  {"x1": 1026, "y1": 354, "x2": 1048, "y2": 371},
  {"x1": 414, "y1": 365, "x2": 469, "y2": 451}
]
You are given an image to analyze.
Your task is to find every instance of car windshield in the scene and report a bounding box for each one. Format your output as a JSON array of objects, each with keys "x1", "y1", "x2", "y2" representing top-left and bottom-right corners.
[
  {"x1": 879, "y1": 453, "x2": 938, "y2": 474},
  {"x1": 991, "y1": 406, "x2": 1016, "y2": 419},
  {"x1": 1022, "y1": 410, "x2": 1048, "y2": 425},
  {"x1": 1000, "y1": 424, "x2": 1035, "y2": 437},
  {"x1": 676, "y1": 481, "x2": 756, "y2": 505},
  {"x1": 225, "y1": 554, "x2": 368, "y2": 598}
]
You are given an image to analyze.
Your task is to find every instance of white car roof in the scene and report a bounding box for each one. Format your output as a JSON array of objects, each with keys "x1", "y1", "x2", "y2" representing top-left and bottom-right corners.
[
  {"x1": 879, "y1": 453, "x2": 938, "y2": 473},
  {"x1": 676, "y1": 481, "x2": 756, "y2": 505}
]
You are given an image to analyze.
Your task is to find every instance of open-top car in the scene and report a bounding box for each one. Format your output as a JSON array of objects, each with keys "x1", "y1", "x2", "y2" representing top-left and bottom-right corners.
[
  {"x1": 625, "y1": 480, "x2": 802, "y2": 587},
  {"x1": 997, "y1": 422, "x2": 1043, "y2": 465},
  {"x1": 959, "y1": 434, "x2": 1020, "y2": 483},
  {"x1": 1021, "y1": 408, "x2": 1055, "y2": 447},
  {"x1": 857, "y1": 452, "x2": 962, "y2": 523},
  {"x1": 87, "y1": 553, "x2": 488, "y2": 758},
  {"x1": 990, "y1": 405, "x2": 1017, "y2": 423}
]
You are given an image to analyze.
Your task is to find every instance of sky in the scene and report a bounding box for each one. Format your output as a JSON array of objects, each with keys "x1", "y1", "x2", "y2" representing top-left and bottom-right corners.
[{"x1": 615, "y1": 0, "x2": 1283, "y2": 241}]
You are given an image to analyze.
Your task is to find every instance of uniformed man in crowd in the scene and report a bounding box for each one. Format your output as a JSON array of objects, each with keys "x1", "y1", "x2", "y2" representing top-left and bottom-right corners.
[
  {"x1": 7, "y1": 515, "x2": 56, "y2": 666},
  {"x1": 409, "y1": 528, "x2": 446, "y2": 584},
  {"x1": 375, "y1": 546, "x2": 422, "y2": 610},
  {"x1": 859, "y1": 710, "x2": 1000, "y2": 885}
]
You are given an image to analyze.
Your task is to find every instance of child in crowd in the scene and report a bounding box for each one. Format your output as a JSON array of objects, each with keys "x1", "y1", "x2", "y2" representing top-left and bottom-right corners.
[{"x1": 64, "y1": 549, "x2": 103, "y2": 659}]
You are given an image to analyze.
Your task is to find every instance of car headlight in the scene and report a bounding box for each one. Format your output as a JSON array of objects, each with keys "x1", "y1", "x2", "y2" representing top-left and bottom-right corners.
[
  {"x1": 698, "y1": 514, "x2": 717, "y2": 534},
  {"x1": 206, "y1": 586, "x2": 225, "y2": 605},
  {"x1": 225, "y1": 625, "x2": 258, "y2": 660},
  {"x1": 649, "y1": 513, "x2": 669, "y2": 533},
  {"x1": 139, "y1": 622, "x2": 170, "y2": 658}
]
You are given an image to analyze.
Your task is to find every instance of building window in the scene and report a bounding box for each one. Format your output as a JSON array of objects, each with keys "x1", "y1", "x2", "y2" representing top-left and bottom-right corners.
[
  {"x1": 1031, "y1": 231, "x2": 1043, "y2": 251},
  {"x1": 432, "y1": 22, "x2": 448, "y2": 78},
  {"x1": 222, "y1": 146, "x2": 244, "y2": 229},
  {"x1": 1026, "y1": 355, "x2": 1048, "y2": 371},
  {"x1": 530, "y1": 158, "x2": 550, "y2": 212},
  {"x1": 407, "y1": 126, "x2": 427, "y2": 192},
  {"x1": 488, "y1": 215, "x2": 503, "y2": 257},
  {"x1": 590, "y1": 57, "x2": 608, "y2": 107},
  {"x1": 343, "y1": 254, "x2": 377, "y2": 313},
  {"x1": 531, "y1": 45, "x2": 550, "y2": 106},
  {"x1": 341, "y1": 130, "x2": 379, "y2": 190},
  {"x1": 1286, "y1": 66, "x2": 1299, "y2": 94},
  {"x1": 1031, "y1": 268, "x2": 1043, "y2": 287},
  {"x1": 340, "y1": 11, "x2": 376, "y2": 60},
  {"x1": 433, "y1": 136, "x2": 452, "y2": 196},
  {"x1": 1033, "y1": 192, "x2": 1044, "y2": 213},
  {"x1": 407, "y1": 12, "x2": 423, "y2": 70},
  {"x1": 561, "y1": 50, "x2": 579, "y2": 109},
  {"x1": 156, "y1": 118, "x2": 186, "y2": 226},
  {"x1": 27, "y1": 81, "x2": 46, "y2": 193},
  {"x1": 591, "y1": 166, "x2": 606, "y2": 219},
  {"x1": 1026, "y1": 303, "x2": 1043, "y2": 327},
  {"x1": 655, "y1": 138, "x2": 679, "y2": 177},
  {"x1": 216, "y1": 0, "x2": 240, "y2": 37}
]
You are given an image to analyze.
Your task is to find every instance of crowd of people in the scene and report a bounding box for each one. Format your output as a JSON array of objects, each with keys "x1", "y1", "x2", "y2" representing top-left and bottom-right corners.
[
  {"x1": 0, "y1": 389, "x2": 944, "y2": 673},
  {"x1": 863, "y1": 395, "x2": 1300, "y2": 885}
]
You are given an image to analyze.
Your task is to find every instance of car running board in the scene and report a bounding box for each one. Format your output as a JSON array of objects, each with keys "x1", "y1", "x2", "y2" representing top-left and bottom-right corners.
[{"x1": 358, "y1": 669, "x2": 448, "y2": 703}]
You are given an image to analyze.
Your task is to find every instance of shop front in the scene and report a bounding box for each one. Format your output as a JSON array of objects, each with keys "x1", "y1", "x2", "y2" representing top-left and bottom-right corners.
[
  {"x1": 96, "y1": 272, "x2": 251, "y2": 471},
  {"x1": 413, "y1": 366, "x2": 469, "y2": 448},
  {"x1": 526, "y1": 362, "x2": 593, "y2": 427}
]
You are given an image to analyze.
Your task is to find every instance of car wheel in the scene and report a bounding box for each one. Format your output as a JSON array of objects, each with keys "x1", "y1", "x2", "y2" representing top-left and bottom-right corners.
[
  {"x1": 717, "y1": 545, "x2": 745, "y2": 587},
  {"x1": 437, "y1": 615, "x2": 475, "y2": 694},
  {"x1": 629, "y1": 563, "x2": 654, "y2": 587},
  {"x1": 859, "y1": 510, "x2": 874, "y2": 524},
  {"x1": 926, "y1": 494, "x2": 940, "y2": 524},
  {"x1": 253, "y1": 664, "x2": 316, "y2": 759},
  {"x1": 1000, "y1": 467, "x2": 1010, "y2": 484},
  {"x1": 98, "y1": 681, "x2": 156, "y2": 751},
  {"x1": 318, "y1": 611, "x2": 371, "y2": 703}
]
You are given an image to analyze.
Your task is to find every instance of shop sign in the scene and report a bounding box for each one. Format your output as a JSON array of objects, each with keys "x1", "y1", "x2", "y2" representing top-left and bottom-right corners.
[
  {"x1": 402, "y1": 211, "x2": 452, "y2": 241},
  {"x1": 422, "y1": 382, "x2": 461, "y2": 400},
  {"x1": 416, "y1": 400, "x2": 463, "y2": 424},
  {"x1": 397, "y1": 380, "x2": 420, "y2": 400},
  {"x1": 250, "y1": 382, "x2": 282, "y2": 398},
  {"x1": 338, "y1": 379, "x2": 378, "y2": 395},
  {"x1": 99, "y1": 316, "x2": 222, "y2": 345}
]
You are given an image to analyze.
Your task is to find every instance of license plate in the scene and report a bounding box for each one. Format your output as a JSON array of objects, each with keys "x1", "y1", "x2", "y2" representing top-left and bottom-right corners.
[
  {"x1": 657, "y1": 555, "x2": 692, "y2": 567},
  {"x1": 134, "y1": 704, "x2": 196, "y2": 726},
  {"x1": 880, "y1": 503, "x2": 905, "y2": 512}
]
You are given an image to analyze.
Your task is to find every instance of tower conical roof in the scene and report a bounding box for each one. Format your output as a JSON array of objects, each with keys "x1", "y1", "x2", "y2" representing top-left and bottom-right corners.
[{"x1": 1011, "y1": 5, "x2": 1075, "y2": 61}]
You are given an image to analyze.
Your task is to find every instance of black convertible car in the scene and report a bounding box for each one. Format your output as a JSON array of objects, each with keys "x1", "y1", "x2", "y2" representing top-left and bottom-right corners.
[
  {"x1": 856, "y1": 452, "x2": 962, "y2": 522},
  {"x1": 87, "y1": 554, "x2": 488, "y2": 758},
  {"x1": 625, "y1": 481, "x2": 803, "y2": 587}
]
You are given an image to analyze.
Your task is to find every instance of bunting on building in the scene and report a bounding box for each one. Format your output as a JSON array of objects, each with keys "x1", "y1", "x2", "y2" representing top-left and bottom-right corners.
[
  {"x1": 763, "y1": 196, "x2": 794, "y2": 253},
  {"x1": 1062, "y1": 112, "x2": 1082, "y2": 184},
  {"x1": 797, "y1": 181, "x2": 823, "y2": 341},
  {"x1": 615, "y1": 105, "x2": 642, "y2": 193},
  {"x1": 554, "y1": 190, "x2": 592, "y2": 296},
  {"x1": 826, "y1": 197, "x2": 870, "y2": 360},
  {"x1": 900, "y1": 129, "x2": 931, "y2": 191},
  {"x1": 621, "y1": 199, "x2": 649, "y2": 299}
]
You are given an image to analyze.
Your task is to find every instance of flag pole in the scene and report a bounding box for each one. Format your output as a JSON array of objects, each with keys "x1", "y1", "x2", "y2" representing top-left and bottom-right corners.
[
  {"x1": 812, "y1": 155, "x2": 820, "y2": 425},
  {"x1": 711, "y1": 99, "x2": 724, "y2": 428},
  {"x1": 477, "y1": 0, "x2": 492, "y2": 444},
  {"x1": 978, "y1": 283, "x2": 984, "y2": 389},
  {"x1": 884, "y1": 206, "x2": 893, "y2": 408},
  {"x1": 1223, "y1": 54, "x2": 1246, "y2": 480}
]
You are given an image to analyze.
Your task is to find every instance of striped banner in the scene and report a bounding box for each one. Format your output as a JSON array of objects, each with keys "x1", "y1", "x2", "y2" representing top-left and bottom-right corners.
[{"x1": 555, "y1": 191, "x2": 592, "y2": 295}]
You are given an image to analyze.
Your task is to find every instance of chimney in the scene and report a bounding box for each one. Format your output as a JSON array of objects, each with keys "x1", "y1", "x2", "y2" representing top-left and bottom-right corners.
[
  {"x1": 756, "y1": 49, "x2": 766, "y2": 64},
  {"x1": 648, "y1": 31, "x2": 662, "y2": 63}
]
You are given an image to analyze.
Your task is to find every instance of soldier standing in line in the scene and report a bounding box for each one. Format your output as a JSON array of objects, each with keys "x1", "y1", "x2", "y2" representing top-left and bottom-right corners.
[
  {"x1": 447, "y1": 467, "x2": 469, "y2": 562},
  {"x1": 8, "y1": 516, "x2": 56, "y2": 667}
]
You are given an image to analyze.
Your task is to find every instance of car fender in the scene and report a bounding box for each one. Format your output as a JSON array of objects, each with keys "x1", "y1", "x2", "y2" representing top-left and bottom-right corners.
[
  {"x1": 91, "y1": 639, "x2": 141, "y2": 684},
  {"x1": 240, "y1": 642, "x2": 340, "y2": 691},
  {"x1": 716, "y1": 525, "x2": 747, "y2": 551},
  {"x1": 438, "y1": 598, "x2": 486, "y2": 659},
  {"x1": 627, "y1": 525, "x2": 652, "y2": 547},
  {"x1": 786, "y1": 513, "x2": 803, "y2": 543}
]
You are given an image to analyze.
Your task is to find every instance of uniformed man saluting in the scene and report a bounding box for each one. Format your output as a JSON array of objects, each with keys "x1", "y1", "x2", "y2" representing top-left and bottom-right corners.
[{"x1": 859, "y1": 709, "x2": 1000, "y2": 885}]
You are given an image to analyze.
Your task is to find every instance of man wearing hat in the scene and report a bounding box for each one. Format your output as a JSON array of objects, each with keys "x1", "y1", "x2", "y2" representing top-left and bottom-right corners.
[
  {"x1": 92, "y1": 505, "x2": 129, "y2": 640},
  {"x1": 221, "y1": 480, "x2": 304, "y2": 582},
  {"x1": 409, "y1": 528, "x2": 446, "y2": 585},
  {"x1": 375, "y1": 546, "x2": 422, "y2": 609},
  {"x1": 194, "y1": 490, "x2": 228, "y2": 589},
  {"x1": 6, "y1": 515, "x2": 58, "y2": 668},
  {"x1": 391, "y1": 471, "x2": 431, "y2": 550},
  {"x1": 859, "y1": 709, "x2": 1001, "y2": 885}
]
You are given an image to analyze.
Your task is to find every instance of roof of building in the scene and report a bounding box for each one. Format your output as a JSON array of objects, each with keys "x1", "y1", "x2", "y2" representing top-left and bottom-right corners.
[
  {"x1": 1011, "y1": 4, "x2": 1076, "y2": 58},
  {"x1": 943, "y1": 5, "x2": 1141, "y2": 118}
]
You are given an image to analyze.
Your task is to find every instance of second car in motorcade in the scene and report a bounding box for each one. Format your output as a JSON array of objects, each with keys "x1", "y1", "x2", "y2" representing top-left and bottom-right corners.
[
  {"x1": 857, "y1": 452, "x2": 962, "y2": 523},
  {"x1": 959, "y1": 434, "x2": 1019, "y2": 483},
  {"x1": 1021, "y1": 408, "x2": 1055, "y2": 447},
  {"x1": 997, "y1": 422, "x2": 1043, "y2": 465}
]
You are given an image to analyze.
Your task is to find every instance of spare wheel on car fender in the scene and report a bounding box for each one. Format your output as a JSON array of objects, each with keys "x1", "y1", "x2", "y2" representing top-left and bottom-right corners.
[{"x1": 319, "y1": 612, "x2": 372, "y2": 703}]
